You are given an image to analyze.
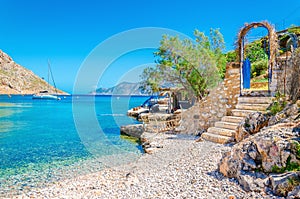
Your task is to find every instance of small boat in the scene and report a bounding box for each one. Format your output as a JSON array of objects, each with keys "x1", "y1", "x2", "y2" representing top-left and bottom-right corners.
[
  {"x1": 127, "y1": 95, "x2": 169, "y2": 118},
  {"x1": 32, "y1": 60, "x2": 61, "y2": 100},
  {"x1": 32, "y1": 91, "x2": 61, "y2": 100}
]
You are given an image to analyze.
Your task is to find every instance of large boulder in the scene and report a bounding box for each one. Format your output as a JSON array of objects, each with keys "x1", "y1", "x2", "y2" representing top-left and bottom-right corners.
[
  {"x1": 120, "y1": 124, "x2": 144, "y2": 138},
  {"x1": 235, "y1": 112, "x2": 270, "y2": 142},
  {"x1": 235, "y1": 101, "x2": 300, "y2": 142},
  {"x1": 269, "y1": 102, "x2": 300, "y2": 126},
  {"x1": 236, "y1": 171, "x2": 269, "y2": 192},
  {"x1": 219, "y1": 122, "x2": 300, "y2": 196}
]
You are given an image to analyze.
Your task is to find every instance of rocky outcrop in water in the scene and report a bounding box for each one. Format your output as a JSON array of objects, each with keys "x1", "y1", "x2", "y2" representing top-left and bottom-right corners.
[
  {"x1": 0, "y1": 49, "x2": 66, "y2": 94},
  {"x1": 120, "y1": 124, "x2": 144, "y2": 138},
  {"x1": 219, "y1": 101, "x2": 300, "y2": 197}
]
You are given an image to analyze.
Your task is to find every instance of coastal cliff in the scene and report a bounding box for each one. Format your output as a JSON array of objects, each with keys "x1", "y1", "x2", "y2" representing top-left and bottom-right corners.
[{"x1": 0, "y1": 49, "x2": 67, "y2": 95}]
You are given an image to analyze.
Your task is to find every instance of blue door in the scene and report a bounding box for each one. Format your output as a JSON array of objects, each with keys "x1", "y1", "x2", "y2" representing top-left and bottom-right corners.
[{"x1": 242, "y1": 58, "x2": 251, "y2": 89}]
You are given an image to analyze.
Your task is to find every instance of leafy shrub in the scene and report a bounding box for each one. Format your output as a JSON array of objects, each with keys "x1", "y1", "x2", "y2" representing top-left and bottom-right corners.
[
  {"x1": 271, "y1": 157, "x2": 300, "y2": 173},
  {"x1": 271, "y1": 165, "x2": 285, "y2": 173},
  {"x1": 268, "y1": 92, "x2": 287, "y2": 115},
  {"x1": 270, "y1": 102, "x2": 283, "y2": 115},
  {"x1": 252, "y1": 78, "x2": 268, "y2": 83},
  {"x1": 285, "y1": 157, "x2": 300, "y2": 172},
  {"x1": 251, "y1": 59, "x2": 268, "y2": 78},
  {"x1": 288, "y1": 25, "x2": 300, "y2": 35},
  {"x1": 243, "y1": 39, "x2": 269, "y2": 78},
  {"x1": 292, "y1": 141, "x2": 300, "y2": 159},
  {"x1": 245, "y1": 40, "x2": 268, "y2": 63},
  {"x1": 277, "y1": 176, "x2": 300, "y2": 196},
  {"x1": 225, "y1": 50, "x2": 237, "y2": 62}
]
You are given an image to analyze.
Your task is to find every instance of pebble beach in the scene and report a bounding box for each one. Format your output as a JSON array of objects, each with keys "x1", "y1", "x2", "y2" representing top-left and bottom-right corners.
[{"x1": 14, "y1": 133, "x2": 274, "y2": 199}]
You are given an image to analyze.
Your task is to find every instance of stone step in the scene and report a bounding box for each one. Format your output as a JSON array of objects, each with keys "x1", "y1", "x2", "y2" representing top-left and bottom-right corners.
[
  {"x1": 236, "y1": 103, "x2": 269, "y2": 111},
  {"x1": 238, "y1": 97, "x2": 272, "y2": 104},
  {"x1": 231, "y1": 109, "x2": 257, "y2": 117},
  {"x1": 221, "y1": 116, "x2": 244, "y2": 124},
  {"x1": 201, "y1": 132, "x2": 234, "y2": 144},
  {"x1": 207, "y1": 127, "x2": 236, "y2": 137},
  {"x1": 215, "y1": 121, "x2": 239, "y2": 130},
  {"x1": 241, "y1": 90, "x2": 271, "y2": 97}
]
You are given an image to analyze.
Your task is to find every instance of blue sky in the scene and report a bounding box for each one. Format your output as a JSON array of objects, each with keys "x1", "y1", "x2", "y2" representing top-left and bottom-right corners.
[{"x1": 1, "y1": 0, "x2": 299, "y2": 93}]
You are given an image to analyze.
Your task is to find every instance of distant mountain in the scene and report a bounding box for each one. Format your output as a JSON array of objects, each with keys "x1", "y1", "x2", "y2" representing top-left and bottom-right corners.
[
  {"x1": 0, "y1": 49, "x2": 67, "y2": 95},
  {"x1": 94, "y1": 82, "x2": 147, "y2": 95}
]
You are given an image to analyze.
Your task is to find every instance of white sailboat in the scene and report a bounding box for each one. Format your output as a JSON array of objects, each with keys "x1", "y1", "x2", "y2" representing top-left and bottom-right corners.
[{"x1": 32, "y1": 60, "x2": 61, "y2": 100}]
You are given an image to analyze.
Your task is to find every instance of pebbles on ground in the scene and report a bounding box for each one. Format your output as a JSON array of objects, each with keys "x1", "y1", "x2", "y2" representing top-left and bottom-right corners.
[{"x1": 15, "y1": 133, "x2": 274, "y2": 199}]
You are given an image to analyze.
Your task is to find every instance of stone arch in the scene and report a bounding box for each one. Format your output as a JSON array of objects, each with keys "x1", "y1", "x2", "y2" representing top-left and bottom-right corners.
[
  {"x1": 278, "y1": 32, "x2": 298, "y2": 52},
  {"x1": 236, "y1": 21, "x2": 278, "y2": 94}
]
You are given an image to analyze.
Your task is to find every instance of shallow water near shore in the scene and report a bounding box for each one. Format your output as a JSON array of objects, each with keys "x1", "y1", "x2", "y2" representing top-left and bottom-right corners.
[{"x1": 0, "y1": 95, "x2": 148, "y2": 197}]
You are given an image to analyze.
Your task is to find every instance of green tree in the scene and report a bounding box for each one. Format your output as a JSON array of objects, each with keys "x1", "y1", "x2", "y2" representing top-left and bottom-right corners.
[
  {"x1": 225, "y1": 50, "x2": 238, "y2": 62},
  {"x1": 245, "y1": 39, "x2": 269, "y2": 78},
  {"x1": 245, "y1": 40, "x2": 268, "y2": 63},
  {"x1": 140, "y1": 29, "x2": 226, "y2": 100}
]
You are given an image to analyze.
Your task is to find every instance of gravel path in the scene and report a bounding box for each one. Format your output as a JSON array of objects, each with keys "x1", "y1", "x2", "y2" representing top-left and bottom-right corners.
[{"x1": 16, "y1": 134, "x2": 272, "y2": 199}]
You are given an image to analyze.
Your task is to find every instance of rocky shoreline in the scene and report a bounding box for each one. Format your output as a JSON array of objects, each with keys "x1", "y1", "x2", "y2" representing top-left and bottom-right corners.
[
  {"x1": 7, "y1": 100, "x2": 299, "y2": 198},
  {"x1": 15, "y1": 133, "x2": 275, "y2": 199}
]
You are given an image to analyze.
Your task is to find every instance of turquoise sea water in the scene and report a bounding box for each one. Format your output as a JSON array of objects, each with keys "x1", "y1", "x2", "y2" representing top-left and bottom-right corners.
[{"x1": 0, "y1": 95, "x2": 148, "y2": 197}]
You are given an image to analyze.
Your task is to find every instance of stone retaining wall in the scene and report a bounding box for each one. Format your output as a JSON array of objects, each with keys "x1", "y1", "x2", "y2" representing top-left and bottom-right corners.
[
  {"x1": 180, "y1": 62, "x2": 240, "y2": 135},
  {"x1": 272, "y1": 55, "x2": 299, "y2": 97}
]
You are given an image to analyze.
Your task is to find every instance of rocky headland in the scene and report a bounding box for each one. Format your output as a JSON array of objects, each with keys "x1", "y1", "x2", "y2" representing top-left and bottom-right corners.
[
  {"x1": 0, "y1": 49, "x2": 67, "y2": 95},
  {"x1": 94, "y1": 82, "x2": 146, "y2": 96}
]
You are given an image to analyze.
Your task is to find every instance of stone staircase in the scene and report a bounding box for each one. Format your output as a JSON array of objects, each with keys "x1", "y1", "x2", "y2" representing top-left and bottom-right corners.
[{"x1": 201, "y1": 96, "x2": 272, "y2": 144}]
